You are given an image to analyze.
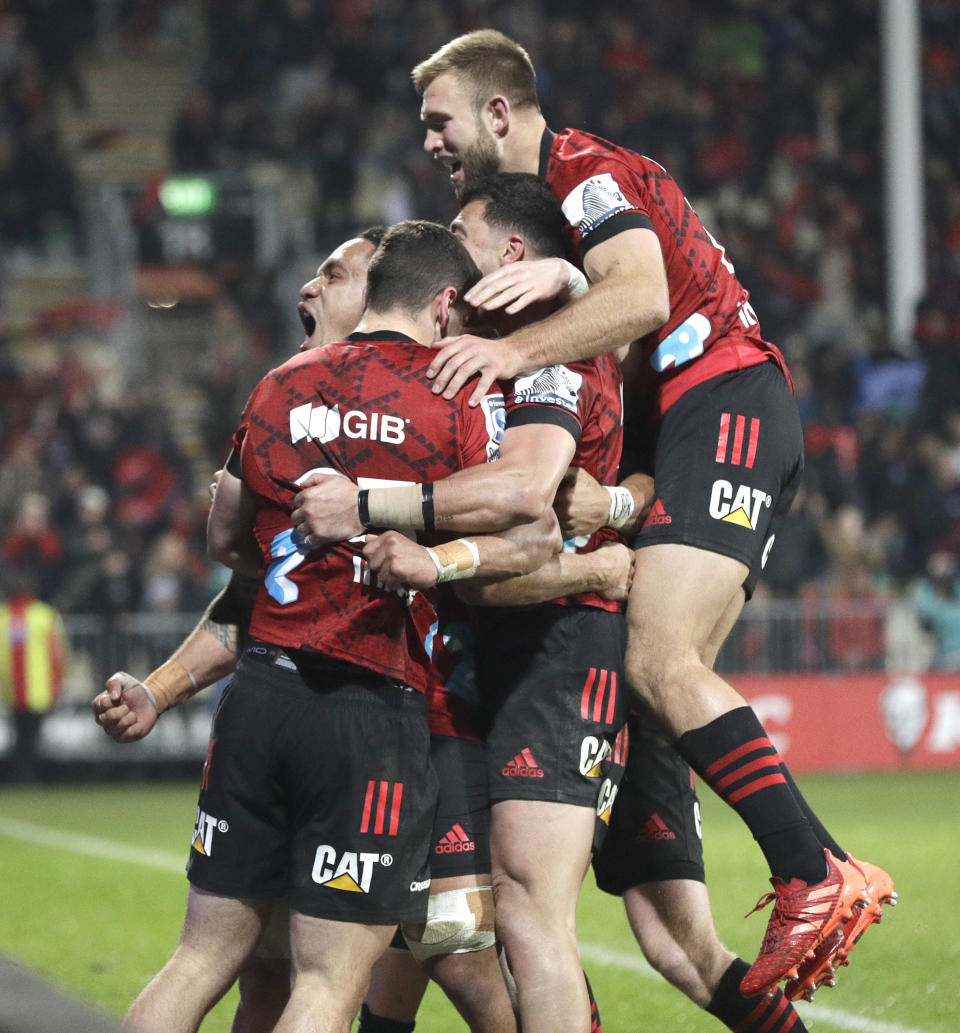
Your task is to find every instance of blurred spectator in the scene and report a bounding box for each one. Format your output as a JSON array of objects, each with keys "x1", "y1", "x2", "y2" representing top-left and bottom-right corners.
[
  {"x1": 0, "y1": 567, "x2": 66, "y2": 782},
  {"x1": 913, "y1": 551, "x2": 960, "y2": 670},
  {"x1": 0, "y1": 492, "x2": 62, "y2": 602}
]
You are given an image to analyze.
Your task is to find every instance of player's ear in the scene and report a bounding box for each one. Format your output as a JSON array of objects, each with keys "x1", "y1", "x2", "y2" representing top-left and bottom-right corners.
[
  {"x1": 435, "y1": 285, "x2": 459, "y2": 338},
  {"x1": 487, "y1": 95, "x2": 510, "y2": 137},
  {"x1": 501, "y1": 234, "x2": 525, "y2": 265}
]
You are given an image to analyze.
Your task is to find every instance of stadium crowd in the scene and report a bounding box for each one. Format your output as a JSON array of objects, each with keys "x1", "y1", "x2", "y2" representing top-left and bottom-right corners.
[{"x1": 1, "y1": 0, "x2": 959, "y2": 672}]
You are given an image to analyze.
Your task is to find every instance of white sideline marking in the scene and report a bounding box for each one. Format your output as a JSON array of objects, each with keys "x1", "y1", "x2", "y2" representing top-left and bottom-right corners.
[
  {"x1": 0, "y1": 816, "x2": 185, "y2": 874},
  {"x1": 578, "y1": 942, "x2": 931, "y2": 1033},
  {"x1": 0, "y1": 817, "x2": 932, "y2": 1033}
]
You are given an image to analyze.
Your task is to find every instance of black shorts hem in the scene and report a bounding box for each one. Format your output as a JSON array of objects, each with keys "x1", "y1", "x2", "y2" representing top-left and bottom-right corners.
[
  {"x1": 594, "y1": 858, "x2": 706, "y2": 896},
  {"x1": 187, "y1": 868, "x2": 288, "y2": 901},
  {"x1": 489, "y1": 787, "x2": 600, "y2": 807},
  {"x1": 633, "y1": 533, "x2": 754, "y2": 571}
]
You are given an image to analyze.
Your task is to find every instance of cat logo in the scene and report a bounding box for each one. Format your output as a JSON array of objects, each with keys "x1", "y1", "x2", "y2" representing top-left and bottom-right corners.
[
  {"x1": 191, "y1": 808, "x2": 228, "y2": 857},
  {"x1": 595, "y1": 777, "x2": 619, "y2": 825},
  {"x1": 708, "y1": 480, "x2": 771, "y2": 531},
  {"x1": 311, "y1": 846, "x2": 388, "y2": 893},
  {"x1": 579, "y1": 735, "x2": 612, "y2": 778}
]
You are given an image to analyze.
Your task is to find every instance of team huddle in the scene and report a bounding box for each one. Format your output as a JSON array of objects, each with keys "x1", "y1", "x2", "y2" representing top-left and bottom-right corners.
[{"x1": 92, "y1": 29, "x2": 895, "y2": 1033}]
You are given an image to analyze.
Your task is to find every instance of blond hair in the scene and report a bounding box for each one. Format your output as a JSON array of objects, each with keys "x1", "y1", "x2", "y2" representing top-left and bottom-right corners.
[{"x1": 412, "y1": 29, "x2": 539, "y2": 113}]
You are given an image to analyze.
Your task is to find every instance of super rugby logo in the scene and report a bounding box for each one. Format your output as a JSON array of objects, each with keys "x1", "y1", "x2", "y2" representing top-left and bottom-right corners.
[
  {"x1": 561, "y1": 172, "x2": 634, "y2": 238},
  {"x1": 708, "y1": 480, "x2": 771, "y2": 531},
  {"x1": 512, "y1": 365, "x2": 582, "y2": 415},
  {"x1": 480, "y1": 392, "x2": 506, "y2": 461},
  {"x1": 191, "y1": 807, "x2": 228, "y2": 857},
  {"x1": 289, "y1": 402, "x2": 406, "y2": 445},
  {"x1": 311, "y1": 846, "x2": 391, "y2": 893}
]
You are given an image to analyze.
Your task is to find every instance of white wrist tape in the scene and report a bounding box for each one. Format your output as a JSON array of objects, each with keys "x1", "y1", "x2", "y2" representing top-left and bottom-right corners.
[
  {"x1": 562, "y1": 260, "x2": 589, "y2": 300},
  {"x1": 605, "y1": 485, "x2": 636, "y2": 530},
  {"x1": 365, "y1": 484, "x2": 427, "y2": 530},
  {"x1": 425, "y1": 538, "x2": 481, "y2": 582}
]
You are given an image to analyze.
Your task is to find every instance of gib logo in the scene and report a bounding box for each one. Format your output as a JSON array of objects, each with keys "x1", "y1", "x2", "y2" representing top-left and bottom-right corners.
[
  {"x1": 290, "y1": 402, "x2": 406, "y2": 445},
  {"x1": 191, "y1": 807, "x2": 228, "y2": 856},
  {"x1": 708, "y1": 480, "x2": 771, "y2": 531},
  {"x1": 311, "y1": 846, "x2": 390, "y2": 893}
]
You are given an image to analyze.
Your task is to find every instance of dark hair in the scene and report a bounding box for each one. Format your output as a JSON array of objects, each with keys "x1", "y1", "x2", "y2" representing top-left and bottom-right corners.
[
  {"x1": 365, "y1": 220, "x2": 481, "y2": 315},
  {"x1": 357, "y1": 224, "x2": 387, "y2": 248},
  {"x1": 460, "y1": 173, "x2": 567, "y2": 260}
]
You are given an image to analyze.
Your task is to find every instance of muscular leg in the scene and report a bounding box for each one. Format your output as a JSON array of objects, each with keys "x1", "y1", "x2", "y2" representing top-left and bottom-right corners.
[
  {"x1": 126, "y1": 887, "x2": 268, "y2": 1033},
  {"x1": 231, "y1": 956, "x2": 290, "y2": 1033},
  {"x1": 623, "y1": 880, "x2": 733, "y2": 1007},
  {"x1": 625, "y1": 544, "x2": 828, "y2": 886},
  {"x1": 623, "y1": 881, "x2": 810, "y2": 1032},
  {"x1": 625, "y1": 544, "x2": 752, "y2": 737},
  {"x1": 231, "y1": 899, "x2": 291, "y2": 1033},
  {"x1": 273, "y1": 912, "x2": 396, "y2": 1033},
  {"x1": 491, "y1": 799, "x2": 595, "y2": 1033},
  {"x1": 361, "y1": 948, "x2": 428, "y2": 1032}
]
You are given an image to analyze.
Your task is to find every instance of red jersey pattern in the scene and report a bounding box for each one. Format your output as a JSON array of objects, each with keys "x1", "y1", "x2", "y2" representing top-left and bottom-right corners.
[
  {"x1": 506, "y1": 353, "x2": 624, "y2": 612},
  {"x1": 239, "y1": 331, "x2": 500, "y2": 692},
  {"x1": 541, "y1": 127, "x2": 792, "y2": 416},
  {"x1": 410, "y1": 588, "x2": 486, "y2": 741}
]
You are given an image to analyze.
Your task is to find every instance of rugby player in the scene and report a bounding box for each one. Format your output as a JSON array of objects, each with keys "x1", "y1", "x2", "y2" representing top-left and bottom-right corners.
[
  {"x1": 291, "y1": 28, "x2": 895, "y2": 1005},
  {"x1": 110, "y1": 222, "x2": 563, "y2": 1033},
  {"x1": 291, "y1": 173, "x2": 630, "y2": 1033},
  {"x1": 359, "y1": 174, "x2": 813, "y2": 1033},
  {"x1": 93, "y1": 228, "x2": 384, "y2": 1033},
  {"x1": 412, "y1": 30, "x2": 897, "y2": 1004}
]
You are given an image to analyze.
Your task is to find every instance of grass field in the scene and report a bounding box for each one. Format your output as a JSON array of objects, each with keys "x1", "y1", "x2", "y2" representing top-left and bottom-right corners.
[{"x1": 1, "y1": 772, "x2": 956, "y2": 1033}]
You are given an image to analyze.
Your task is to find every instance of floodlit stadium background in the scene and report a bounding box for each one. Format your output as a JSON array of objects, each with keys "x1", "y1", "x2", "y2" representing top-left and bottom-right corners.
[{"x1": 1, "y1": 1, "x2": 958, "y2": 1030}]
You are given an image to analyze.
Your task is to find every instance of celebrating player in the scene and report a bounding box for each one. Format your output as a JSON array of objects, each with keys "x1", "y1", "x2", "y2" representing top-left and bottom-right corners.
[{"x1": 407, "y1": 28, "x2": 896, "y2": 1002}]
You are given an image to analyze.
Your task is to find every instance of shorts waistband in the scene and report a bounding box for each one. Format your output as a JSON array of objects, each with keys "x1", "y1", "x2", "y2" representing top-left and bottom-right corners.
[{"x1": 242, "y1": 642, "x2": 423, "y2": 707}]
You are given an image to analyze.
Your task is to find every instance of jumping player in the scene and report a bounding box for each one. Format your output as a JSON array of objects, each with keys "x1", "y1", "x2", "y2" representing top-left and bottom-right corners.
[{"x1": 404, "y1": 29, "x2": 895, "y2": 1001}]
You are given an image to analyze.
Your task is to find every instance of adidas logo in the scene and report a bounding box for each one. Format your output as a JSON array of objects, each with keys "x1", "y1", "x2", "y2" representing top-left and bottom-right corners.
[
  {"x1": 642, "y1": 498, "x2": 672, "y2": 527},
  {"x1": 502, "y1": 747, "x2": 545, "y2": 778},
  {"x1": 434, "y1": 823, "x2": 476, "y2": 854},
  {"x1": 637, "y1": 813, "x2": 676, "y2": 842}
]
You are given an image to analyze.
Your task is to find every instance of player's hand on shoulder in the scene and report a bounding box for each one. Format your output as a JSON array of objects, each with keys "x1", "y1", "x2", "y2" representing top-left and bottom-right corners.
[
  {"x1": 92, "y1": 671, "x2": 159, "y2": 743},
  {"x1": 594, "y1": 542, "x2": 635, "y2": 602},
  {"x1": 554, "y1": 466, "x2": 608, "y2": 538},
  {"x1": 363, "y1": 532, "x2": 439, "y2": 592},
  {"x1": 291, "y1": 473, "x2": 362, "y2": 545},
  {"x1": 464, "y1": 259, "x2": 576, "y2": 315},
  {"x1": 427, "y1": 335, "x2": 520, "y2": 406}
]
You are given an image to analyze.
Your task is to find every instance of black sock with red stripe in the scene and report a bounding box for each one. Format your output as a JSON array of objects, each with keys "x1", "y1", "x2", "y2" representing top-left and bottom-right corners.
[
  {"x1": 707, "y1": 959, "x2": 808, "y2": 1032},
  {"x1": 676, "y1": 707, "x2": 827, "y2": 885},
  {"x1": 584, "y1": 971, "x2": 602, "y2": 1033},
  {"x1": 780, "y1": 764, "x2": 847, "y2": 861}
]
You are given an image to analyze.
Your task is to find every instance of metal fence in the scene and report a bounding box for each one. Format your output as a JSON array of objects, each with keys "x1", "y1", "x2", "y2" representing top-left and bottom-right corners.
[
  {"x1": 56, "y1": 597, "x2": 928, "y2": 697},
  {"x1": 0, "y1": 600, "x2": 933, "y2": 771}
]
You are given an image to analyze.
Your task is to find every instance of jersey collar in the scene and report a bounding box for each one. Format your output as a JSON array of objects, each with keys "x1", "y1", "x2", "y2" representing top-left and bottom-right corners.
[
  {"x1": 538, "y1": 127, "x2": 556, "y2": 177},
  {"x1": 347, "y1": 331, "x2": 419, "y2": 344}
]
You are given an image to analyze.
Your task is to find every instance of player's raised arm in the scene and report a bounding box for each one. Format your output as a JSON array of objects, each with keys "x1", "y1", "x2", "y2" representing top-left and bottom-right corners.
[{"x1": 427, "y1": 227, "x2": 668, "y2": 406}]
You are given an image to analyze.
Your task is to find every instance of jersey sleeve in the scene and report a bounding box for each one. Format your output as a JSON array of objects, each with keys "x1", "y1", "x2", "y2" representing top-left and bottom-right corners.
[
  {"x1": 458, "y1": 389, "x2": 508, "y2": 467},
  {"x1": 551, "y1": 155, "x2": 655, "y2": 259},
  {"x1": 504, "y1": 363, "x2": 598, "y2": 444}
]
